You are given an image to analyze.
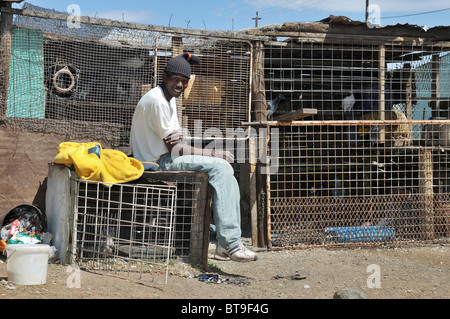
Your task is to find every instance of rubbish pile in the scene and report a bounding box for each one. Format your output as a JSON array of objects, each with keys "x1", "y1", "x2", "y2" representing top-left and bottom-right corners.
[{"x1": 0, "y1": 204, "x2": 55, "y2": 258}]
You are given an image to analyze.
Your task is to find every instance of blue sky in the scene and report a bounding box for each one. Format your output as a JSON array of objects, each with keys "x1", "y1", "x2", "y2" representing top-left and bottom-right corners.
[{"x1": 13, "y1": 0, "x2": 450, "y2": 31}]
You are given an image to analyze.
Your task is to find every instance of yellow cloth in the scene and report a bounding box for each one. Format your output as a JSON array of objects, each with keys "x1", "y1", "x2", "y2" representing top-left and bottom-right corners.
[{"x1": 54, "y1": 142, "x2": 144, "y2": 185}]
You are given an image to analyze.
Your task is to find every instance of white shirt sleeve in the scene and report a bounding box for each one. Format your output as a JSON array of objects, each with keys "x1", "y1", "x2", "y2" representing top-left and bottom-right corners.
[{"x1": 148, "y1": 98, "x2": 174, "y2": 139}]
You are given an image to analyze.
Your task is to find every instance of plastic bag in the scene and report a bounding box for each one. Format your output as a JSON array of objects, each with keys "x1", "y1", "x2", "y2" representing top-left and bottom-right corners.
[{"x1": 8, "y1": 232, "x2": 42, "y2": 245}]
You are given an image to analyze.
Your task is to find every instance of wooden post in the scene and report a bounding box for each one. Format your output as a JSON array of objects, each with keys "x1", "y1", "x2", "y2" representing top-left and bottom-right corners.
[
  {"x1": 431, "y1": 54, "x2": 441, "y2": 118},
  {"x1": 419, "y1": 149, "x2": 434, "y2": 240},
  {"x1": 264, "y1": 125, "x2": 271, "y2": 248},
  {"x1": 0, "y1": 1, "x2": 14, "y2": 116},
  {"x1": 404, "y1": 63, "x2": 412, "y2": 120},
  {"x1": 251, "y1": 41, "x2": 267, "y2": 247},
  {"x1": 251, "y1": 41, "x2": 267, "y2": 122},
  {"x1": 378, "y1": 44, "x2": 386, "y2": 143},
  {"x1": 249, "y1": 135, "x2": 258, "y2": 246},
  {"x1": 172, "y1": 36, "x2": 184, "y2": 127}
]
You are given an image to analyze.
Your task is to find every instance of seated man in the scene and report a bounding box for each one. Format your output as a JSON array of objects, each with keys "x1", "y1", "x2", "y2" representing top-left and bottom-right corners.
[{"x1": 130, "y1": 53, "x2": 257, "y2": 262}]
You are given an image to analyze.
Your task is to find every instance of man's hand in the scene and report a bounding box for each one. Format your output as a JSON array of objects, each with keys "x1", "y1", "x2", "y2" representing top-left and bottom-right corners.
[
  {"x1": 163, "y1": 130, "x2": 183, "y2": 146},
  {"x1": 212, "y1": 149, "x2": 234, "y2": 163},
  {"x1": 163, "y1": 131, "x2": 234, "y2": 163}
]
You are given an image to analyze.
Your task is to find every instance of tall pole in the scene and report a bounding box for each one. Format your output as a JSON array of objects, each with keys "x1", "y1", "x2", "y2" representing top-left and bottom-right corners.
[
  {"x1": 0, "y1": 1, "x2": 14, "y2": 116},
  {"x1": 365, "y1": 0, "x2": 369, "y2": 22}
]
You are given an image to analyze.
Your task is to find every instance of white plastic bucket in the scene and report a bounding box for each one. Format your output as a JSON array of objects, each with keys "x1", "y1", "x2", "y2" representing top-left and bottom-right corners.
[{"x1": 5, "y1": 244, "x2": 50, "y2": 285}]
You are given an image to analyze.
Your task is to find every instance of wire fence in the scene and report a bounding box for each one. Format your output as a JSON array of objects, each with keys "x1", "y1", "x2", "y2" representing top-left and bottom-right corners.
[
  {"x1": 265, "y1": 121, "x2": 450, "y2": 248},
  {"x1": 1, "y1": 3, "x2": 252, "y2": 147}
]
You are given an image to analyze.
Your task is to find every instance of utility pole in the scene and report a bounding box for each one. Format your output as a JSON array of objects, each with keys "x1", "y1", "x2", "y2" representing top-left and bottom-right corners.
[
  {"x1": 252, "y1": 11, "x2": 261, "y2": 28},
  {"x1": 365, "y1": 0, "x2": 369, "y2": 22}
]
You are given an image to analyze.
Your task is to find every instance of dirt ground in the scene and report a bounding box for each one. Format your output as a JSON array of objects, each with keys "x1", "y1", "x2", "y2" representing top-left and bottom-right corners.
[{"x1": 0, "y1": 240, "x2": 448, "y2": 302}]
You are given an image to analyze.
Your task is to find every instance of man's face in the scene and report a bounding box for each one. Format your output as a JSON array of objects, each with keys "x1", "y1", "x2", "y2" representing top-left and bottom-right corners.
[{"x1": 163, "y1": 72, "x2": 189, "y2": 99}]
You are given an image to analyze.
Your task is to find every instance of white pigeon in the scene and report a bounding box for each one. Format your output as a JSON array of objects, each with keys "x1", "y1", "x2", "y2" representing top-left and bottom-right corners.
[
  {"x1": 342, "y1": 92, "x2": 355, "y2": 112},
  {"x1": 267, "y1": 94, "x2": 286, "y2": 120}
]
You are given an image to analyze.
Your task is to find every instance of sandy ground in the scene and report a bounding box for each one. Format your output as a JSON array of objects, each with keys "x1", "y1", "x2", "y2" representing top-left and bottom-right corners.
[{"x1": 0, "y1": 241, "x2": 448, "y2": 305}]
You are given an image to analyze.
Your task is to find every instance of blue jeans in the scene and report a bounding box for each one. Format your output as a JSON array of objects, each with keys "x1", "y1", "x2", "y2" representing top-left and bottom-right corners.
[{"x1": 157, "y1": 153, "x2": 242, "y2": 249}]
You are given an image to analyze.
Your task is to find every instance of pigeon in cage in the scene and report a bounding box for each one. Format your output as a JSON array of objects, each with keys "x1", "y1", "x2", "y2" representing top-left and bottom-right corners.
[
  {"x1": 267, "y1": 94, "x2": 286, "y2": 120},
  {"x1": 342, "y1": 91, "x2": 355, "y2": 112},
  {"x1": 370, "y1": 124, "x2": 379, "y2": 146}
]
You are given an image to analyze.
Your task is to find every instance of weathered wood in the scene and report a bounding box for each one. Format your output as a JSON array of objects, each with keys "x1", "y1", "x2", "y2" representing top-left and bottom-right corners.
[
  {"x1": 0, "y1": 6, "x2": 269, "y2": 41},
  {"x1": 419, "y1": 150, "x2": 434, "y2": 240},
  {"x1": 251, "y1": 41, "x2": 267, "y2": 122},
  {"x1": 404, "y1": 63, "x2": 413, "y2": 119},
  {"x1": 273, "y1": 108, "x2": 317, "y2": 122},
  {"x1": 251, "y1": 41, "x2": 268, "y2": 247},
  {"x1": 0, "y1": 1, "x2": 13, "y2": 117},
  {"x1": 431, "y1": 54, "x2": 441, "y2": 118},
  {"x1": 201, "y1": 184, "x2": 213, "y2": 270},
  {"x1": 249, "y1": 137, "x2": 258, "y2": 247},
  {"x1": 378, "y1": 44, "x2": 386, "y2": 143}
]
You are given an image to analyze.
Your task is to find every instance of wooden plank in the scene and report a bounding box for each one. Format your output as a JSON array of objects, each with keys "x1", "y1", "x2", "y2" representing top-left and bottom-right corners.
[
  {"x1": 0, "y1": 1, "x2": 13, "y2": 117},
  {"x1": 1, "y1": 7, "x2": 270, "y2": 42},
  {"x1": 251, "y1": 41, "x2": 268, "y2": 248},
  {"x1": 201, "y1": 184, "x2": 213, "y2": 271},
  {"x1": 249, "y1": 137, "x2": 258, "y2": 247},
  {"x1": 378, "y1": 44, "x2": 386, "y2": 143},
  {"x1": 431, "y1": 54, "x2": 441, "y2": 118},
  {"x1": 273, "y1": 108, "x2": 317, "y2": 122},
  {"x1": 419, "y1": 149, "x2": 434, "y2": 240},
  {"x1": 251, "y1": 41, "x2": 267, "y2": 121},
  {"x1": 405, "y1": 63, "x2": 412, "y2": 119}
]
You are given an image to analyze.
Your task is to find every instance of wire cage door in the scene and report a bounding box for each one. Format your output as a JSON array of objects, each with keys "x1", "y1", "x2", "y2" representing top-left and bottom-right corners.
[{"x1": 72, "y1": 179, "x2": 177, "y2": 285}]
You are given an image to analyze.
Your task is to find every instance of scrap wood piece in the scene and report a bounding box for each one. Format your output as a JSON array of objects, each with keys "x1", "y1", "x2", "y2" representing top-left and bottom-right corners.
[{"x1": 273, "y1": 108, "x2": 317, "y2": 121}]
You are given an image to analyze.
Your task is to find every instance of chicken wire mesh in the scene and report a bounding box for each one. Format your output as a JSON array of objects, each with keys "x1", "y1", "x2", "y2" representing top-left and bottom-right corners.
[
  {"x1": 260, "y1": 38, "x2": 450, "y2": 248},
  {"x1": 267, "y1": 122, "x2": 450, "y2": 248},
  {"x1": 154, "y1": 34, "x2": 252, "y2": 134},
  {"x1": 263, "y1": 39, "x2": 450, "y2": 122},
  {"x1": 72, "y1": 179, "x2": 176, "y2": 284},
  {"x1": 0, "y1": 4, "x2": 153, "y2": 144},
  {"x1": 1, "y1": 5, "x2": 252, "y2": 148}
]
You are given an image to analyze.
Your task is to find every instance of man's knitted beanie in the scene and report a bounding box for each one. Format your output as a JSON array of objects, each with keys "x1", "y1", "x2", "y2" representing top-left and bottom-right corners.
[{"x1": 164, "y1": 52, "x2": 200, "y2": 79}]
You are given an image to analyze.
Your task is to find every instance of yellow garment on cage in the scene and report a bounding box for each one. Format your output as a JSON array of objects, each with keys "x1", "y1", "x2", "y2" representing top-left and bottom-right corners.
[{"x1": 54, "y1": 142, "x2": 144, "y2": 184}]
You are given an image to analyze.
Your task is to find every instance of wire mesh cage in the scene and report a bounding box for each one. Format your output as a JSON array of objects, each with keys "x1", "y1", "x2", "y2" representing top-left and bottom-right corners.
[
  {"x1": 267, "y1": 122, "x2": 450, "y2": 248},
  {"x1": 154, "y1": 35, "x2": 252, "y2": 134},
  {"x1": 72, "y1": 179, "x2": 176, "y2": 284},
  {"x1": 135, "y1": 172, "x2": 212, "y2": 265},
  {"x1": 258, "y1": 38, "x2": 450, "y2": 248},
  {"x1": 263, "y1": 39, "x2": 450, "y2": 122},
  {"x1": 2, "y1": 5, "x2": 252, "y2": 149}
]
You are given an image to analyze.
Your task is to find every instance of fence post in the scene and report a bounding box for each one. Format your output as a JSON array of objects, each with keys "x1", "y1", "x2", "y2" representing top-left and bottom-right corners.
[{"x1": 0, "y1": 2, "x2": 14, "y2": 116}]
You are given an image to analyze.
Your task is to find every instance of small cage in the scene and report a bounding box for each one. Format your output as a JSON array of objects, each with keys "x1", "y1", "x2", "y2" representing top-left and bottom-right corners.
[
  {"x1": 136, "y1": 171, "x2": 212, "y2": 267},
  {"x1": 73, "y1": 179, "x2": 177, "y2": 284}
]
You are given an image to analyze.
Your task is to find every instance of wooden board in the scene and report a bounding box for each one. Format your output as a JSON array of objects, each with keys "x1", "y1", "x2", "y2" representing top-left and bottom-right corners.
[{"x1": 273, "y1": 108, "x2": 317, "y2": 121}]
